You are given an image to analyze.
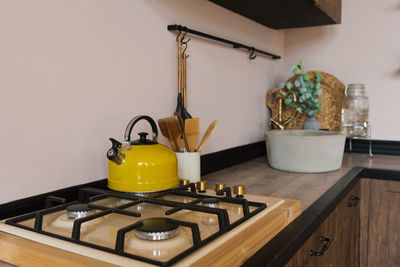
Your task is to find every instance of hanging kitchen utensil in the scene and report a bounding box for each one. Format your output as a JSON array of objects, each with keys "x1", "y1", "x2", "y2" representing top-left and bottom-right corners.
[
  {"x1": 158, "y1": 118, "x2": 179, "y2": 152},
  {"x1": 107, "y1": 115, "x2": 178, "y2": 193},
  {"x1": 174, "y1": 111, "x2": 189, "y2": 152},
  {"x1": 184, "y1": 117, "x2": 199, "y2": 152},
  {"x1": 195, "y1": 120, "x2": 217, "y2": 152},
  {"x1": 174, "y1": 111, "x2": 184, "y2": 131},
  {"x1": 182, "y1": 52, "x2": 192, "y2": 119},
  {"x1": 175, "y1": 35, "x2": 191, "y2": 121}
]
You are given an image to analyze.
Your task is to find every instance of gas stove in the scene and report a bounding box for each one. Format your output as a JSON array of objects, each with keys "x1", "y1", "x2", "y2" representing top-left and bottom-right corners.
[{"x1": 0, "y1": 182, "x2": 286, "y2": 266}]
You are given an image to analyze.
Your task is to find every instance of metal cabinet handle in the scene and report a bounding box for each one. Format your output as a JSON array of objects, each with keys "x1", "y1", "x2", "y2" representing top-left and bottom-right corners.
[
  {"x1": 346, "y1": 196, "x2": 360, "y2": 207},
  {"x1": 310, "y1": 236, "x2": 331, "y2": 256}
]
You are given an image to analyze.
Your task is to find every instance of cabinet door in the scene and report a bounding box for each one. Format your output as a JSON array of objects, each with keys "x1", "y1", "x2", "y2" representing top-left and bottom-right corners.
[
  {"x1": 336, "y1": 211, "x2": 360, "y2": 267},
  {"x1": 286, "y1": 181, "x2": 360, "y2": 267},
  {"x1": 365, "y1": 179, "x2": 400, "y2": 267},
  {"x1": 329, "y1": 181, "x2": 360, "y2": 267},
  {"x1": 336, "y1": 181, "x2": 361, "y2": 228},
  {"x1": 286, "y1": 208, "x2": 337, "y2": 267}
]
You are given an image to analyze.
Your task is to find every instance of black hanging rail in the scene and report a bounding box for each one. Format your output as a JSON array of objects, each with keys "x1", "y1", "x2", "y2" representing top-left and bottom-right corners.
[{"x1": 167, "y1": 24, "x2": 281, "y2": 60}]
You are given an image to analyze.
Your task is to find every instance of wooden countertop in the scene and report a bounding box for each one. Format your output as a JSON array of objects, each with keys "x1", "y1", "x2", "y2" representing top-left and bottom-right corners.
[{"x1": 203, "y1": 153, "x2": 400, "y2": 210}]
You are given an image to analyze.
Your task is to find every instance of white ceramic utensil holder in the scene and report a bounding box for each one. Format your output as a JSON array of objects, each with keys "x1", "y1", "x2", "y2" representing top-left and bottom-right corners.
[{"x1": 175, "y1": 152, "x2": 201, "y2": 183}]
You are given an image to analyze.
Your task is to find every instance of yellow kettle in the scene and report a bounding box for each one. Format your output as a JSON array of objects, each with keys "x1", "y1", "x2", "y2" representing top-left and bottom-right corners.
[{"x1": 107, "y1": 115, "x2": 178, "y2": 193}]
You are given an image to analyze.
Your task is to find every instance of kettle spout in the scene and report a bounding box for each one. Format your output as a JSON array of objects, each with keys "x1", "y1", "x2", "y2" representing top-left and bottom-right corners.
[{"x1": 107, "y1": 138, "x2": 125, "y2": 165}]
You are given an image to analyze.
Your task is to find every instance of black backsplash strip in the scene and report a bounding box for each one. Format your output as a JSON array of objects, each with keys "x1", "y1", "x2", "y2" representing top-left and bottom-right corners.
[
  {"x1": 345, "y1": 138, "x2": 400, "y2": 155},
  {"x1": 201, "y1": 141, "x2": 266, "y2": 176},
  {"x1": 361, "y1": 168, "x2": 400, "y2": 180},
  {"x1": 0, "y1": 179, "x2": 108, "y2": 220}
]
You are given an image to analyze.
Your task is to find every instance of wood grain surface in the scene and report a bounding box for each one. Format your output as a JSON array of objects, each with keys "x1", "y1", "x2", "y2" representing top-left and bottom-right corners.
[
  {"x1": 0, "y1": 232, "x2": 118, "y2": 267},
  {"x1": 364, "y1": 179, "x2": 400, "y2": 267},
  {"x1": 181, "y1": 199, "x2": 301, "y2": 267},
  {"x1": 203, "y1": 153, "x2": 400, "y2": 210}
]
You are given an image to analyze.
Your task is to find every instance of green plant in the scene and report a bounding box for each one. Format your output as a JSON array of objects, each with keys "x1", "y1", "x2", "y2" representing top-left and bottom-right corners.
[{"x1": 278, "y1": 60, "x2": 322, "y2": 117}]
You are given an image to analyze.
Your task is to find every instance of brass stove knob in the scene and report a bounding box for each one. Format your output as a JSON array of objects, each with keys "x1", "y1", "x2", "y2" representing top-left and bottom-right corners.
[
  {"x1": 179, "y1": 179, "x2": 190, "y2": 186},
  {"x1": 196, "y1": 181, "x2": 207, "y2": 192},
  {"x1": 215, "y1": 183, "x2": 226, "y2": 192},
  {"x1": 233, "y1": 185, "x2": 245, "y2": 197}
]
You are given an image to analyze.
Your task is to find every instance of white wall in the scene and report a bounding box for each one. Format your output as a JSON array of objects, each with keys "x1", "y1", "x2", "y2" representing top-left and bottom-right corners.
[
  {"x1": 0, "y1": 0, "x2": 285, "y2": 203},
  {"x1": 284, "y1": 0, "x2": 400, "y2": 140}
]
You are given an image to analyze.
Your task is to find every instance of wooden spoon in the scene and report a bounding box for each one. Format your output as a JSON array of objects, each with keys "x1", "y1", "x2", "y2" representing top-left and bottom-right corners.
[
  {"x1": 184, "y1": 117, "x2": 199, "y2": 152},
  {"x1": 158, "y1": 118, "x2": 179, "y2": 152},
  {"x1": 196, "y1": 121, "x2": 217, "y2": 152}
]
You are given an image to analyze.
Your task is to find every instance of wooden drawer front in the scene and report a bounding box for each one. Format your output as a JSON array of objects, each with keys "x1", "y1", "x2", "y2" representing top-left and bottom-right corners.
[
  {"x1": 386, "y1": 180, "x2": 400, "y2": 193},
  {"x1": 287, "y1": 181, "x2": 361, "y2": 267},
  {"x1": 335, "y1": 180, "x2": 360, "y2": 233},
  {"x1": 286, "y1": 211, "x2": 336, "y2": 267},
  {"x1": 366, "y1": 179, "x2": 400, "y2": 267}
]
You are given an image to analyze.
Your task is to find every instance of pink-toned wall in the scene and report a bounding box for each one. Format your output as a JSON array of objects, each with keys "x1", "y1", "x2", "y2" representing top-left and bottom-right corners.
[
  {"x1": 0, "y1": 0, "x2": 285, "y2": 203},
  {"x1": 2, "y1": 0, "x2": 399, "y2": 204},
  {"x1": 284, "y1": 0, "x2": 400, "y2": 140}
]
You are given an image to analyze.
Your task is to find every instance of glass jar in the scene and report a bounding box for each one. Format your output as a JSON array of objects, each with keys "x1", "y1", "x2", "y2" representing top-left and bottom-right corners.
[{"x1": 341, "y1": 83, "x2": 369, "y2": 138}]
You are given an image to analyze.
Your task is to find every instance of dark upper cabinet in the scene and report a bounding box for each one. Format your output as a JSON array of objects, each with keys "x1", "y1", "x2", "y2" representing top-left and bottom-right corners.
[{"x1": 209, "y1": 0, "x2": 342, "y2": 29}]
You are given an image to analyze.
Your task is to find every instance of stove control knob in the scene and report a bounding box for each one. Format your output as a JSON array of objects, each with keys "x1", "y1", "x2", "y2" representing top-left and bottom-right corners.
[
  {"x1": 215, "y1": 183, "x2": 226, "y2": 192},
  {"x1": 196, "y1": 181, "x2": 207, "y2": 192},
  {"x1": 179, "y1": 179, "x2": 190, "y2": 186},
  {"x1": 234, "y1": 185, "x2": 245, "y2": 197}
]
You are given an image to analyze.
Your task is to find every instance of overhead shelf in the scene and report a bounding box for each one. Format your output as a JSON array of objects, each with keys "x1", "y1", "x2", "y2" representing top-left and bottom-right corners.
[{"x1": 209, "y1": 0, "x2": 342, "y2": 29}]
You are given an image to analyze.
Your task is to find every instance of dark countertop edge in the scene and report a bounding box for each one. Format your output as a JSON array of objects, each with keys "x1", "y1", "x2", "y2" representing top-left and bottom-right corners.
[{"x1": 242, "y1": 167, "x2": 400, "y2": 267}]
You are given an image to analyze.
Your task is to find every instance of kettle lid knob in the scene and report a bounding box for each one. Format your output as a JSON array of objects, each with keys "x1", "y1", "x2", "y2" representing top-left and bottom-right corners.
[
  {"x1": 139, "y1": 132, "x2": 148, "y2": 143},
  {"x1": 131, "y1": 132, "x2": 157, "y2": 145}
]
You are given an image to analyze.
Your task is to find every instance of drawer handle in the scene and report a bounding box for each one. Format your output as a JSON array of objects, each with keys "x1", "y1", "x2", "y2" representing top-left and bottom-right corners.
[
  {"x1": 310, "y1": 236, "x2": 331, "y2": 256},
  {"x1": 346, "y1": 196, "x2": 360, "y2": 207}
]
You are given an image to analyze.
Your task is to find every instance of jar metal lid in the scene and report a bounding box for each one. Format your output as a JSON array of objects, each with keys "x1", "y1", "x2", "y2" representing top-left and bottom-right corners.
[{"x1": 347, "y1": 83, "x2": 366, "y2": 96}]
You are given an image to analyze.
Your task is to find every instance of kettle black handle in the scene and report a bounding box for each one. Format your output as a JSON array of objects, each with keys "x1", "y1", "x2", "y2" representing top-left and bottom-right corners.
[{"x1": 124, "y1": 115, "x2": 158, "y2": 143}]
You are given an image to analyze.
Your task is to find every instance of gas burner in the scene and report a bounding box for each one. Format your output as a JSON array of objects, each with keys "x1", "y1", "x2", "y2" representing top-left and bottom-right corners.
[
  {"x1": 66, "y1": 204, "x2": 94, "y2": 220},
  {"x1": 135, "y1": 218, "x2": 179, "y2": 241},
  {"x1": 201, "y1": 198, "x2": 221, "y2": 208}
]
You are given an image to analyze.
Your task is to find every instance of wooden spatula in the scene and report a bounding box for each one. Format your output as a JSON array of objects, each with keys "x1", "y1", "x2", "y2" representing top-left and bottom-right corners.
[
  {"x1": 164, "y1": 116, "x2": 181, "y2": 152},
  {"x1": 184, "y1": 117, "x2": 199, "y2": 152},
  {"x1": 196, "y1": 120, "x2": 217, "y2": 152},
  {"x1": 158, "y1": 118, "x2": 179, "y2": 152},
  {"x1": 174, "y1": 112, "x2": 189, "y2": 151}
]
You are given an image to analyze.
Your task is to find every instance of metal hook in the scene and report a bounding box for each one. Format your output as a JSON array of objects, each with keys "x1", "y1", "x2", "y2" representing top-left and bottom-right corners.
[
  {"x1": 181, "y1": 39, "x2": 190, "y2": 59},
  {"x1": 181, "y1": 31, "x2": 188, "y2": 42},
  {"x1": 249, "y1": 47, "x2": 257, "y2": 60},
  {"x1": 176, "y1": 30, "x2": 182, "y2": 43}
]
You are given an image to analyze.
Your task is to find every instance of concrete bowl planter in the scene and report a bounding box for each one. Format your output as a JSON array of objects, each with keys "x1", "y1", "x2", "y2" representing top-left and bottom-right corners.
[{"x1": 264, "y1": 130, "x2": 346, "y2": 173}]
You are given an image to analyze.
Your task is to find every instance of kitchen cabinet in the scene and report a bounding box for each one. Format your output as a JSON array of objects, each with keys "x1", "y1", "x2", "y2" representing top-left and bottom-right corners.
[
  {"x1": 286, "y1": 180, "x2": 360, "y2": 267},
  {"x1": 286, "y1": 177, "x2": 400, "y2": 267},
  {"x1": 360, "y1": 179, "x2": 400, "y2": 267},
  {"x1": 209, "y1": 0, "x2": 342, "y2": 29}
]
